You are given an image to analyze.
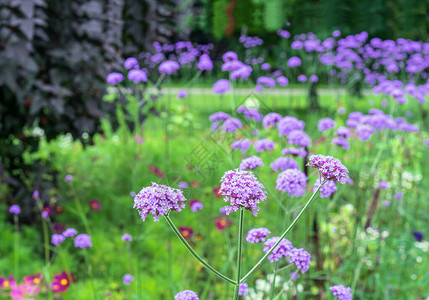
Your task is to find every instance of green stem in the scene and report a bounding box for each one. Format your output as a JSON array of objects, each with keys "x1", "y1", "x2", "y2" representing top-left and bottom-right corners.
[
  {"x1": 240, "y1": 182, "x2": 325, "y2": 283},
  {"x1": 13, "y1": 215, "x2": 19, "y2": 277},
  {"x1": 269, "y1": 262, "x2": 278, "y2": 300},
  {"x1": 42, "y1": 219, "x2": 50, "y2": 265},
  {"x1": 233, "y1": 208, "x2": 245, "y2": 300},
  {"x1": 164, "y1": 215, "x2": 236, "y2": 285}
]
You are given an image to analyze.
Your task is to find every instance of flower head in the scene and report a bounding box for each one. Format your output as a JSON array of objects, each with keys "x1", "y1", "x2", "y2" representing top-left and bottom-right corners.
[
  {"x1": 313, "y1": 178, "x2": 337, "y2": 198},
  {"x1": 378, "y1": 181, "x2": 389, "y2": 189},
  {"x1": 287, "y1": 247, "x2": 311, "y2": 273},
  {"x1": 263, "y1": 237, "x2": 293, "y2": 263},
  {"x1": 65, "y1": 175, "x2": 72, "y2": 182},
  {"x1": 51, "y1": 234, "x2": 65, "y2": 246},
  {"x1": 133, "y1": 183, "x2": 187, "y2": 222},
  {"x1": 219, "y1": 169, "x2": 267, "y2": 216},
  {"x1": 262, "y1": 113, "x2": 282, "y2": 128},
  {"x1": 159, "y1": 60, "x2": 180, "y2": 74},
  {"x1": 270, "y1": 157, "x2": 299, "y2": 172},
  {"x1": 127, "y1": 69, "x2": 147, "y2": 83},
  {"x1": 179, "y1": 227, "x2": 194, "y2": 239},
  {"x1": 74, "y1": 234, "x2": 92, "y2": 248},
  {"x1": 276, "y1": 169, "x2": 307, "y2": 197},
  {"x1": 213, "y1": 79, "x2": 231, "y2": 94},
  {"x1": 318, "y1": 118, "x2": 336, "y2": 132},
  {"x1": 282, "y1": 147, "x2": 307, "y2": 158},
  {"x1": 51, "y1": 271, "x2": 74, "y2": 293},
  {"x1": 222, "y1": 118, "x2": 242, "y2": 132},
  {"x1": 329, "y1": 285, "x2": 352, "y2": 300},
  {"x1": 63, "y1": 228, "x2": 77, "y2": 238},
  {"x1": 254, "y1": 139, "x2": 275, "y2": 153},
  {"x1": 178, "y1": 181, "x2": 188, "y2": 189},
  {"x1": 287, "y1": 130, "x2": 312, "y2": 147},
  {"x1": 89, "y1": 199, "x2": 101, "y2": 211},
  {"x1": 189, "y1": 199, "x2": 203, "y2": 212},
  {"x1": 9, "y1": 204, "x2": 21, "y2": 215},
  {"x1": 106, "y1": 72, "x2": 124, "y2": 85},
  {"x1": 178, "y1": 90, "x2": 187, "y2": 99},
  {"x1": 231, "y1": 139, "x2": 252, "y2": 153},
  {"x1": 332, "y1": 137, "x2": 350, "y2": 149},
  {"x1": 308, "y1": 155, "x2": 349, "y2": 183},
  {"x1": 239, "y1": 156, "x2": 264, "y2": 170},
  {"x1": 175, "y1": 290, "x2": 199, "y2": 300},
  {"x1": 124, "y1": 57, "x2": 138, "y2": 69},
  {"x1": 239, "y1": 283, "x2": 248, "y2": 296},
  {"x1": 197, "y1": 54, "x2": 213, "y2": 71},
  {"x1": 123, "y1": 274, "x2": 134, "y2": 285},
  {"x1": 246, "y1": 227, "x2": 271, "y2": 243},
  {"x1": 121, "y1": 233, "x2": 132, "y2": 242}
]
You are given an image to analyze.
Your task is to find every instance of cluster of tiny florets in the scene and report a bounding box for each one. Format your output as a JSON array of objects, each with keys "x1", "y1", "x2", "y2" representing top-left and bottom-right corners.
[
  {"x1": 219, "y1": 169, "x2": 267, "y2": 216},
  {"x1": 275, "y1": 169, "x2": 307, "y2": 197},
  {"x1": 329, "y1": 285, "x2": 352, "y2": 300},
  {"x1": 133, "y1": 183, "x2": 187, "y2": 222},
  {"x1": 246, "y1": 227, "x2": 271, "y2": 243},
  {"x1": 308, "y1": 155, "x2": 349, "y2": 183}
]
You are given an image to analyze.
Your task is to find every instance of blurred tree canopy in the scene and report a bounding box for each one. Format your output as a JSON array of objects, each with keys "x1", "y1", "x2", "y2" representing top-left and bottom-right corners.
[{"x1": 190, "y1": 0, "x2": 428, "y2": 41}]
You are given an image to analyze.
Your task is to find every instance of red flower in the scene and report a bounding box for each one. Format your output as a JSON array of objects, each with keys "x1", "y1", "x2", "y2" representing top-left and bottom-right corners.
[
  {"x1": 190, "y1": 181, "x2": 200, "y2": 188},
  {"x1": 179, "y1": 227, "x2": 194, "y2": 239},
  {"x1": 51, "y1": 271, "x2": 74, "y2": 293},
  {"x1": 214, "y1": 217, "x2": 232, "y2": 231},
  {"x1": 89, "y1": 199, "x2": 101, "y2": 211},
  {"x1": 213, "y1": 186, "x2": 222, "y2": 198},
  {"x1": 148, "y1": 165, "x2": 165, "y2": 178},
  {"x1": 23, "y1": 273, "x2": 42, "y2": 285}
]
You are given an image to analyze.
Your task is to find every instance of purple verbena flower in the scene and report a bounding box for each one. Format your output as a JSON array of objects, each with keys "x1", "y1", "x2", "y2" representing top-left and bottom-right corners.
[
  {"x1": 63, "y1": 228, "x2": 78, "y2": 238},
  {"x1": 282, "y1": 147, "x2": 307, "y2": 158},
  {"x1": 270, "y1": 157, "x2": 299, "y2": 172},
  {"x1": 74, "y1": 234, "x2": 92, "y2": 248},
  {"x1": 175, "y1": 290, "x2": 199, "y2": 300},
  {"x1": 123, "y1": 274, "x2": 134, "y2": 285},
  {"x1": 222, "y1": 118, "x2": 242, "y2": 132},
  {"x1": 287, "y1": 247, "x2": 311, "y2": 273},
  {"x1": 121, "y1": 234, "x2": 132, "y2": 242},
  {"x1": 318, "y1": 118, "x2": 336, "y2": 132},
  {"x1": 178, "y1": 181, "x2": 188, "y2": 189},
  {"x1": 254, "y1": 139, "x2": 275, "y2": 153},
  {"x1": 197, "y1": 54, "x2": 213, "y2": 71},
  {"x1": 51, "y1": 234, "x2": 65, "y2": 246},
  {"x1": 297, "y1": 75, "x2": 307, "y2": 82},
  {"x1": 106, "y1": 72, "x2": 124, "y2": 85},
  {"x1": 287, "y1": 130, "x2": 312, "y2": 147},
  {"x1": 222, "y1": 51, "x2": 238, "y2": 62},
  {"x1": 239, "y1": 156, "x2": 264, "y2": 170},
  {"x1": 277, "y1": 117, "x2": 305, "y2": 136},
  {"x1": 332, "y1": 137, "x2": 350, "y2": 149},
  {"x1": 394, "y1": 192, "x2": 403, "y2": 199},
  {"x1": 287, "y1": 57, "x2": 302, "y2": 67},
  {"x1": 65, "y1": 175, "x2": 72, "y2": 182},
  {"x1": 219, "y1": 169, "x2": 267, "y2": 216},
  {"x1": 189, "y1": 199, "x2": 203, "y2": 212},
  {"x1": 127, "y1": 69, "x2": 147, "y2": 83},
  {"x1": 9, "y1": 204, "x2": 21, "y2": 215},
  {"x1": 263, "y1": 113, "x2": 282, "y2": 128},
  {"x1": 275, "y1": 169, "x2": 307, "y2": 197},
  {"x1": 263, "y1": 237, "x2": 293, "y2": 263},
  {"x1": 209, "y1": 111, "x2": 230, "y2": 122},
  {"x1": 276, "y1": 76, "x2": 289, "y2": 86},
  {"x1": 379, "y1": 181, "x2": 389, "y2": 189},
  {"x1": 335, "y1": 126, "x2": 351, "y2": 138},
  {"x1": 231, "y1": 139, "x2": 252, "y2": 153},
  {"x1": 313, "y1": 178, "x2": 337, "y2": 198},
  {"x1": 246, "y1": 227, "x2": 271, "y2": 243},
  {"x1": 133, "y1": 183, "x2": 187, "y2": 222},
  {"x1": 308, "y1": 155, "x2": 349, "y2": 183},
  {"x1": 329, "y1": 285, "x2": 352, "y2": 300},
  {"x1": 238, "y1": 283, "x2": 248, "y2": 296},
  {"x1": 124, "y1": 57, "x2": 139, "y2": 69},
  {"x1": 213, "y1": 79, "x2": 231, "y2": 94},
  {"x1": 256, "y1": 76, "x2": 276, "y2": 88},
  {"x1": 177, "y1": 90, "x2": 187, "y2": 99},
  {"x1": 159, "y1": 60, "x2": 180, "y2": 74}
]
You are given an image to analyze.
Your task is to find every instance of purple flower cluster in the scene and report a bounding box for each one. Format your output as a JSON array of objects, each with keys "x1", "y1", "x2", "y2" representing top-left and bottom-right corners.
[
  {"x1": 308, "y1": 155, "x2": 349, "y2": 183},
  {"x1": 256, "y1": 76, "x2": 276, "y2": 88},
  {"x1": 379, "y1": 181, "x2": 390, "y2": 189},
  {"x1": 287, "y1": 56, "x2": 302, "y2": 67},
  {"x1": 121, "y1": 234, "x2": 132, "y2": 242},
  {"x1": 262, "y1": 113, "x2": 282, "y2": 128},
  {"x1": 74, "y1": 234, "x2": 92, "y2": 248},
  {"x1": 51, "y1": 234, "x2": 65, "y2": 246},
  {"x1": 63, "y1": 228, "x2": 77, "y2": 237},
  {"x1": 222, "y1": 118, "x2": 242, "y2": 132},
  {"x1": 287, "y1": 248, "x2": 312, "y2": 273},
  {"x1": 335, "y1": 126, "x2": 351, "y2": 138},
  {"x1": 106, "y1": 72, "x2": 124, "y2": 85},
  {"x1": 246, "y1": 227, "x2": 271, "y2": 243},
  {"x1": 270, "y1": 157, "x2": 299, "y2": 172},
  {"x1": 133, "y1": 183, "x2": 187, "y2": 222},
  {"x1": 313, "y1": 178, "x2": 337, "y2": 198},
  {"x1": 282, "y1": 147, "x2": 307, "y2": 158},
  {"x1": 197, "y1": 54, "x2": 213, "y2": 71},
  {"x1": 331, "y1": 137, "x2": 350, "y2": 149},
  {"x1": 238, "y1": 283, "x2": 248, "y2": 296},
  {"x1": 318, "y1": 118, "x2": 336, "y2": 132},
  {"x1": 239, "y1": 156, "x2": 264, "y2": 170},
  {"x1": 158, "y1": 60, "x2": 180, "y2": 74},
  {"x1": 263, "y1": 237, "x2": 293, "y2": 262},
  {"x1": 213, "y1": 79, "x2": 231, "y2": 94},
  {"x1": 9, "y1": 204, "x2": 21, "y2": 215},
  {"x1": 277, "y1": 116, "x2": 305, "y2": 136},
  {"x1": 209, "y1": 111, "x2": 230, "y2": 121},
  {"x1": 276, "y1": 76, "x2": 289, "y2": 86},
  {"x1": 275, "y1": 169, "x2": 307, "y2": 197},
  {"x1": 123, "y1": 274, "x2": 134, "y2": 285},
  {"x1": 219, "y1": 169, "x2": 267, "y2": 216},
  {"x1": 287, "y1": 130, "x2": 312, "y2": 148},
  {"x1": 127, "y1": 69, "x2": 147, "y2": 83},
  {"x1": 231, "y1": 139, "x2": 252, "y2": 153},
  {"x1": 329, "y1": 285, "x2": 352, "y2": 300},
  {"x1": 189, "y1": 199, "x2": 203, "y2": 212},
  {"x1": 175, "y1": 290, "x2": 199, "y2": 300},
  {"x1": 254, "y1": 139, "x2": 275, "y2": 152}
]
